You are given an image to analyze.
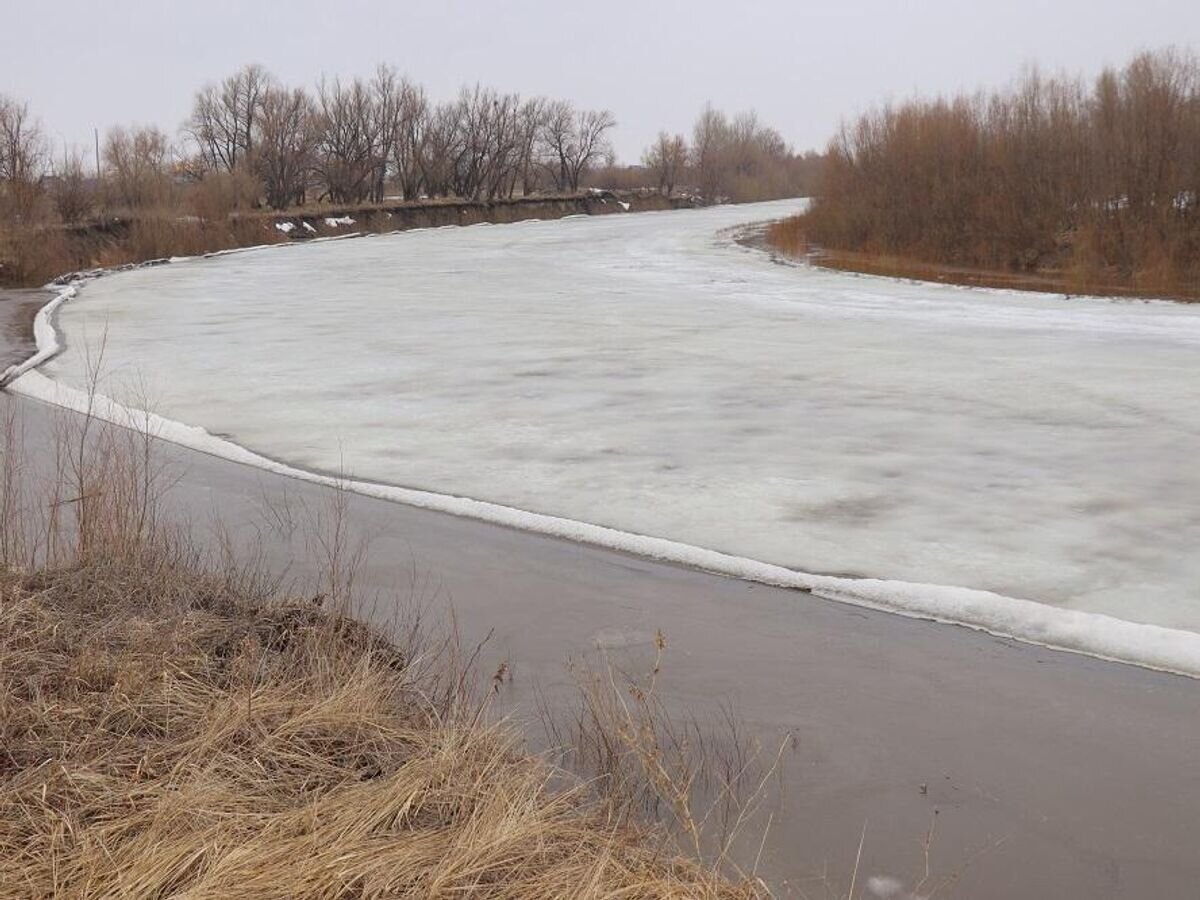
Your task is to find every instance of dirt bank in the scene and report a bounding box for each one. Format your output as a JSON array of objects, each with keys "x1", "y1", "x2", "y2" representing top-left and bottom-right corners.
[
  {"x1": 765, "y1": 216, "x2": 1200, "y2": 303},
  {"x1": 0, "y1": 190, "x2": 696, "y2": 288}
]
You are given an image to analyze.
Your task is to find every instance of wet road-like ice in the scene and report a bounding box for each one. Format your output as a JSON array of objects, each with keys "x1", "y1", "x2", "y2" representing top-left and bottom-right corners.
[{"x1": 42, "y1": 200, "x2": 1200, "y2": 634}]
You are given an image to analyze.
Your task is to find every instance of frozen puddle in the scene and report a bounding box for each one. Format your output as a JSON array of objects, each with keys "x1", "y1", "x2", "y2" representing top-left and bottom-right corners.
[{"x1": 20, "y1": 199, "x2": 1200, "y2": 672}]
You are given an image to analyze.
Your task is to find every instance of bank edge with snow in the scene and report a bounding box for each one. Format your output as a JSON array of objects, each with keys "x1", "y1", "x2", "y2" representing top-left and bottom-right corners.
[{"x1": 7, "y1": 239, "x2": 1200, "y2": 680}]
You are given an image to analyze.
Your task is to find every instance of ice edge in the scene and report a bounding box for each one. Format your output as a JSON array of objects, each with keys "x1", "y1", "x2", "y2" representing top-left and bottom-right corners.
[{"x1": 7, "y1": 233, "x2": 1200, "y2": 680}]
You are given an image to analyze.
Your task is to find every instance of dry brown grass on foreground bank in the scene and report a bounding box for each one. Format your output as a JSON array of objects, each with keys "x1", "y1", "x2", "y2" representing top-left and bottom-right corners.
[
  {"x1": 0, "y1": 401, "x2": 769, "y2": 899},
  {"x1": 0, "y1": 555, "x2": 759, "y2": 899}
]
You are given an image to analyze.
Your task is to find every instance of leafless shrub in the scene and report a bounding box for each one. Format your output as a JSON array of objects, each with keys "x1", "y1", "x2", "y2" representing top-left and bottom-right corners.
[
  {"x1": 800, "y1": 47, "x2": 1200, "y2": 296},
  {"x1": 187, "y1": 63, "x2": 271, "y2": 175},
  {"x1": 102, "y1": 124, "x2": 175, "y2": 211},
  {"x1": 539, "y1": 100, "x2": 616, "y2": 191},
  {"x1": 643, "y1": 131, "x2": 689, "y2": 196},
  {"x1": 0, "y1": 95, "x2": 47, "y2": 223},
  {"x1": 187, "y1": 167, "x2": 261, "y2": 221},
  {"x1": 51, "y1": 147, "x2": 94, "y2": 223}
]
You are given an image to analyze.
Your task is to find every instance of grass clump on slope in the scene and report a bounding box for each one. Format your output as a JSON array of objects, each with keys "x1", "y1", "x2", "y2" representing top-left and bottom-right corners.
[{"x1": 0, "y1": 546, "x2": 758, "y2": 899}]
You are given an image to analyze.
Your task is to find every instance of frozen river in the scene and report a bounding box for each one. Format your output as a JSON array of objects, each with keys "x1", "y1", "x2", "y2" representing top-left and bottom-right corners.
[{"x1": 25, "y1": 200, "x2": 1200, "y2": 661}]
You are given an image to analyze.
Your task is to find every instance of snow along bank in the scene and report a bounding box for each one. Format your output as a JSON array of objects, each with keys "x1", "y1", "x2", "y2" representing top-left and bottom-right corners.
[
  {"x1": 9, "y1": 230, "x2": 1200, "y2": 679},
  {"x1": 0, "y1": 283, "x2": 74, "y2": 388},
  {"x1": 11, "y1": 365, "x2": 1200, "y2": 677}
]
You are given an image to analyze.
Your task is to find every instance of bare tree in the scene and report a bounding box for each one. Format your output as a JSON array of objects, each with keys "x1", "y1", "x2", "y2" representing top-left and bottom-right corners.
[
  {"x1": 389, "y1": 79, "x2": 430, "y2": 200},
  {"x1": 642, "y1": 131, "x2": 688, "y2": 195},
  {"x1": 369, "y1": 65, "x2": 404, "y2": 202},
  {"x1": 688, "y1": 104, "x2": 794, "y2": 202},
  {"x1": 539, "y1": 101, "x2": 615, "y2": 191},
  {"x1": 187, "y1": 64, "x2": 271, "y2": 174},
  {"x1": 691, "y1": 103, "x2": 729, "y2": 200},
  {"x1": 571, "y1": 108, "x2": 617, "y2": 189},
  {"x1": 255, "y1": 86, "x2": 316, "y2": 209},
  {"x1": 103, "y1": 125, "x2": 173, "y2": 210},
  {"x1": 511, "y1": 97, "x2": 547, "y2": 197},
  {"x1": 538, "y1": 99, "x2": 575, "y2": 191},
  {"x1": 454, "y1": 85, "x2": 524, "y2": 200},
  {"x1": 804, "y1": 48, "x2": 1200, "y2": 292},
  {"x1": 312, "y1": 76, "x2": 383, "y2": 204},
  {"x1": 419, "y1": 100, "x2": 466, "y2": 198},
  {"x1": 0, "y1": 96, "x2": 48, "y2": 221},
  {"x1": 52, "y1": 147, "x2": 94, "y2": 223}
]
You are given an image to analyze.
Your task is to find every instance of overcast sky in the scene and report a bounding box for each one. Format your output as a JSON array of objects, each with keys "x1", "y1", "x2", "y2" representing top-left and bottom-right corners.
[{"x1": 3, "y1": 0, "x2": 1198, "y2": 163}]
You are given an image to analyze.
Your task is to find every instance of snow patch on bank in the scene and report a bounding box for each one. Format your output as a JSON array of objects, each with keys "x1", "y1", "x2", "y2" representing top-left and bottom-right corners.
[{"x1": 0, "y1": 283, "x2": 74, "y2": 388}]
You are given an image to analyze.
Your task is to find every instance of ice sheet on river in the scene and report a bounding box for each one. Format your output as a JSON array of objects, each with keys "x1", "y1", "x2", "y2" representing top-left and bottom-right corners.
[{"x1": 27, "y1": 199, "x2": 1200, "y2": 664}]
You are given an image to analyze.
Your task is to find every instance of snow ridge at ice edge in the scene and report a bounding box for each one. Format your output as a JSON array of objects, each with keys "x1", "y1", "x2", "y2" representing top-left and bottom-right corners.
[{"x1": 8, "y1": 232, "x2": 1200, "y2": 679}]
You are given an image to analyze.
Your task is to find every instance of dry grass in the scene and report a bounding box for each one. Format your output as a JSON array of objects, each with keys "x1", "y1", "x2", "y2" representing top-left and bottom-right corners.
[
  {"x1": 0, "y1": 217, "x2": 292, "y2": 288},
  {"x1": 0, "y1": 554, "x2": 760, "y2": 899},
  {"x1": 0, "y1": 370, "x2": 766, "y2": 898},
  {"x1": 766, "y1": 215, "x2": 1200, "y2": 303},
  {"x1": 0, "y1": 192, "x2": 676, "y2": 290},
  {"x1": 542, "y1": 635, "x2": 785, "y2": 878}
]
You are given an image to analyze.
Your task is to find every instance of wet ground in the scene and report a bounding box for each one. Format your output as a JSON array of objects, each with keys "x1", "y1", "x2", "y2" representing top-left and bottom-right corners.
[{"x1": 0, "y1": 288, "x2": 43, "y2": 371}]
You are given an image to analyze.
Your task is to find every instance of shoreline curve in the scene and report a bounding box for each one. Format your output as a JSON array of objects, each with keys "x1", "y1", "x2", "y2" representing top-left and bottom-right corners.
[{"x1": 7, "y1": 225, "x2": 1200, "y2": 680}]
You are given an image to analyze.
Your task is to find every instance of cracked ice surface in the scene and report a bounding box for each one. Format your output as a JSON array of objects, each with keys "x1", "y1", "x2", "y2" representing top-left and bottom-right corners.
[{"x1": 44, "y1": 200, "x2": 1200, "y2": 633}]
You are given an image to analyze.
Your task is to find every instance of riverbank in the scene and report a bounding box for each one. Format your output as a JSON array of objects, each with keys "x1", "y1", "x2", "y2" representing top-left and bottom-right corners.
[
  {"x1": 0, "y1": 290, "x2": 41, "y2": 371},
  {"x1": 0, "y1": 189, "x2": 693, "y2": 288},
  {"x1": 30, "y1": 200, "x2": 1200, "y2": 668},
  {"x1": 0, "y1": 517, "x2": 758, "y2": 898},
  {"x1": 2, "y1": 284, "x2": 1197, "y2": 898},
  {"x1": 766, "y1": 215, "x2": 1200, "y2": 303}
]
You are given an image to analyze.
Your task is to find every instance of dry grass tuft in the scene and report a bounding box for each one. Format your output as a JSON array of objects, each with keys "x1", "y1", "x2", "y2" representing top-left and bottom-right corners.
[
  {"x1": 0, "y1": 389, "x2": 761, "y2": 898},
  {"x1": 0, "y1": 549, "x2": 759, "y2": 899}
]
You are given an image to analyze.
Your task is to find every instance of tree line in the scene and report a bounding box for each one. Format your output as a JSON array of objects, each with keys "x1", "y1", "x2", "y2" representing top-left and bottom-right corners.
[
  {"x1": 801, "y1": 48, "x2": 1200, "y2": 292},
  {"x1": 1, "y1": 64, "x2": 815, "y2": 228},
  {"x1": 0, "y1": 64, "x2": 619, "y2": 221},
  {"x1": 643, "y1": 105, "x2": 820, "y2": 202}
]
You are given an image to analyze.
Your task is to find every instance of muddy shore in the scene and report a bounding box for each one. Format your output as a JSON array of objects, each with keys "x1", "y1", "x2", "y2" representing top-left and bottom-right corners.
[{"x1": 0, "y1": 289, "x2": 43, "y2": 370}]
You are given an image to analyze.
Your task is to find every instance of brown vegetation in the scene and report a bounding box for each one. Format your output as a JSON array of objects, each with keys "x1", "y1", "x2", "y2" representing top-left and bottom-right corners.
[
  {"x1": 0, "y1": 555, "x2": 767, "y2": 898},
  {"x1": 783, "y1": 48, "x2": 1200, "y2": 300},
  {"x1": 0, "y1": 191, "x2": 683, "y2": 289},
  {"x1": 766, "y1": 216, "x2": 1200, "y2": 301},
  {"x1": 0, "y1": 97, "x2": 47, "y2": 225},
  {"x1": 0, "y1": 363, "x2": 777, "y2": 897},
  {"x1": 638, "y1": 107, "x2": 821, "y2": 203},
  {"x1": 0, "y1": 63, "x2": 819, "y2": 289},
  {"x1": 691, "y1": 106, "x2": 821, "y2": 203}
]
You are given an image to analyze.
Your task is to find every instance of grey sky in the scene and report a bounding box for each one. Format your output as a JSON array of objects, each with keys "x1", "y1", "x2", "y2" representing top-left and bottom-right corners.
[{"x1": 3, "y1": 0, "x2": 1198, "y2": 164}]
